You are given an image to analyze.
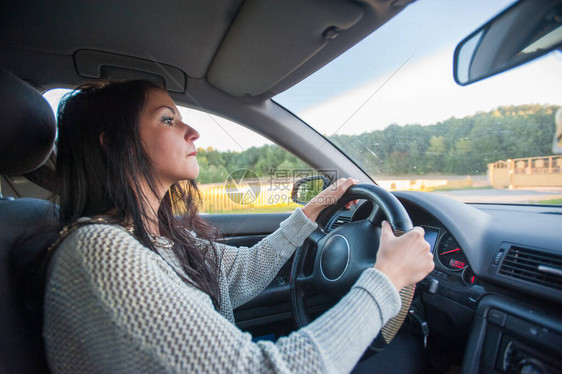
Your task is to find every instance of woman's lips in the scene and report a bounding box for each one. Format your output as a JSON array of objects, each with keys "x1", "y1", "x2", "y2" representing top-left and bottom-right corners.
[{"x1": 188, "y1": 151, "x2": 197, "y2": 157}]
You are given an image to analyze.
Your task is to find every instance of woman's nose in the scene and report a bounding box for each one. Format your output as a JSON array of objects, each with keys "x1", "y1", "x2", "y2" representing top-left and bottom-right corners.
[{"x1": 183, "y1": 122, "x2": 200, "y2": 142}]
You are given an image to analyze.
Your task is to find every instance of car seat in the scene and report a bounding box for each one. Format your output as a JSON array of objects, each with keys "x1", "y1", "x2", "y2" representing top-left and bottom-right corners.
[{"x1": 0, "y1": 67, "x2": 58, "y2": 373}]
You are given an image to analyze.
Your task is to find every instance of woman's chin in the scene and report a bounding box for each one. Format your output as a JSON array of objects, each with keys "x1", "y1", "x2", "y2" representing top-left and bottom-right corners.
[
  {"x1": 190, "y1": 168, "x2": 199, "y2": 180},
  {"x1": 186, "y1": 170, "x2": 199, "y2": 181}
]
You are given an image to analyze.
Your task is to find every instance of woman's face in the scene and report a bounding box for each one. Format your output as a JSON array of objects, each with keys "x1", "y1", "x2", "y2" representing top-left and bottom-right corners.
[{"x1": 138, "y1": 89, "x2": 200, "y2": 188}]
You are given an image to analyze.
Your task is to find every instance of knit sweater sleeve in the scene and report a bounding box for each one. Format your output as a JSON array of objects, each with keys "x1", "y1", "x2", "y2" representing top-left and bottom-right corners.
[
  {"x1": 214, "y1": 207, "x2": 317, "y2": 308},
  {"x1": 43, "y1": 224, "x2": 401, "y2": 374}
]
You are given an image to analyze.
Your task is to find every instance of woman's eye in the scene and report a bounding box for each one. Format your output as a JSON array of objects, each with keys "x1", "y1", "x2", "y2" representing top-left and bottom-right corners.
[{"x1": 162, "y1": 116, "x2": 174, "y2": 125}]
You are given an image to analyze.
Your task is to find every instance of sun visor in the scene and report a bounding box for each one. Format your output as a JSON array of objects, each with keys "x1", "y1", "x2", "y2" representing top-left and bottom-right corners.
[
  {"x1": 207, "y1": 0, "x2": 364, "y2": 97},
  {"x1": 74, "y1": 50, "x2": 187, "y2": 93}
]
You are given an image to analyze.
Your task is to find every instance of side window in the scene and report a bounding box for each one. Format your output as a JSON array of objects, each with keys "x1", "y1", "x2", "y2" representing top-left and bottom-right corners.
[
  {"x1": 177, "y1": 106, "x2": 316, "y2": 214},
  {"x1": 43, "y1": 89, "x2": 318, "y2": 214}
]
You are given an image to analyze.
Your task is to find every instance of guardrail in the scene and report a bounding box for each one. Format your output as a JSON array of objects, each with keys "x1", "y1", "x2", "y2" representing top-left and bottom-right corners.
[
  {"x1": 488, "y1": 155, "x2": 562, "y2": 188},
  {"x1": 376, "y1": 177, "x2": 473, "y2": 192},
  {"x1": 198, "y1": 182, "x2": 295, "y2": 213},
  {"x1": 196, "y1": 175, "x2": 475, "y2": 213}
]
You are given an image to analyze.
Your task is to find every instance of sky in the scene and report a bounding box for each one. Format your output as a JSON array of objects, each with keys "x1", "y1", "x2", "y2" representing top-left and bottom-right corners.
[
  {"x1": 276, "y1": 0, "x2": 561, "y2": 137},
  {"x1": 45, "y1": 0, "x2": 561, "y2": 152},
  {"x1": 295, "y1": 51, "x2": 561, "y2": 137},
  {"x1": 275, "y1": 0, "x2": 520, "y2": 113}
]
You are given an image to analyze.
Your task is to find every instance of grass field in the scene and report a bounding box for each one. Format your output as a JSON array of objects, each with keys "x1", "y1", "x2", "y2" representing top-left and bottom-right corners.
[{"x1": 538, "y1": 198, "x2": 562, "y2": 205}]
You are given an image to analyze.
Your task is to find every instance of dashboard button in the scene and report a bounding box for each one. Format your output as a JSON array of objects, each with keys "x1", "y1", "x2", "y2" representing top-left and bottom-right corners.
[
  {"x1": 492, "y1": 250, "x2": 504, "y2": 266},
  {"x1": 488, "y1": 308, "x2": 507, "y2": 327},
  {"x1": 428, "y1": 278, "x2": 439, "y2": 294},
  {"x1": 506, "y1": 316, "x2": 543, "y2": 342}
]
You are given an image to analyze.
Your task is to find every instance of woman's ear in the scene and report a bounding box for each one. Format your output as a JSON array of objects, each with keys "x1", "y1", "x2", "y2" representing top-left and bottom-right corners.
[{"x1": 99, "y1": 132, "x2": 105, "y2": 146}]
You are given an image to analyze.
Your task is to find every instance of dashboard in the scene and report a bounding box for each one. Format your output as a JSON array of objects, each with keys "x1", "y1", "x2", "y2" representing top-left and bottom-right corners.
[
  {"x1": 348, "y1": 198, "x2": 476, "y2": 287},
  {"x1": 228, "y1": 190, "x2": 562, "y2": 373},
  {"x1": 323, "y1": 191, "x2": 562, "y2": 373}
]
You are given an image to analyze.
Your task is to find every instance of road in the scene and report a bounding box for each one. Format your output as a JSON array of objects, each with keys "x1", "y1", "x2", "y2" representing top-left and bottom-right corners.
[{"x1": 435, "y1": 187, "x2": 562, "y2": 204}]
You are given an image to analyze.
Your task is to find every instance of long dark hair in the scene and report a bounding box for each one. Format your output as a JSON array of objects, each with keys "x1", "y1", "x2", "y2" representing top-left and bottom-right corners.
[{"x1": 55, "y1": 80, "x2": 221, "y2": 308}]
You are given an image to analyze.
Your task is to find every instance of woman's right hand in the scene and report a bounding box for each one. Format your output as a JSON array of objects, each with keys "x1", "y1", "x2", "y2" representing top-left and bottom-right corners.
[{"x1": 374, "y1": 220, "x2": 434, "y2": 291}]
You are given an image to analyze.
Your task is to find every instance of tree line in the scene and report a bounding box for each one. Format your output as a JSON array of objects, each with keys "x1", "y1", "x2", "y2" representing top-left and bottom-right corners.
[{"x1": 196, "y1": 104, "x2": 559, "y2": 184}]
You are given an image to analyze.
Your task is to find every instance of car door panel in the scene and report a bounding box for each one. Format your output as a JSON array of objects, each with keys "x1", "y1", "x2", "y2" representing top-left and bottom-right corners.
[
  {"x1": 203, "y1": 213, "x2": 295, "y2": 335},
  {"x1": 204, "y1": 213, "x2": 292, "y2": 237}
]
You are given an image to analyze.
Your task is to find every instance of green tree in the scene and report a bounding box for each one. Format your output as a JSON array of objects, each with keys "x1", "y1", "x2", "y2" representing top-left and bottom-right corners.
[{"x1": 196, "y1": 104, "x2": 560, "y2": 181}]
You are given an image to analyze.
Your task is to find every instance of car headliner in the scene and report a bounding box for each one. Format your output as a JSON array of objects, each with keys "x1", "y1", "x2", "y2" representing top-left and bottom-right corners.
[
  {"x1": 0, "y1": 0, "x2": 412, "y2": 100},
  {"x1": 1, "y1": 0, "x2": 416, "y2": 182}
]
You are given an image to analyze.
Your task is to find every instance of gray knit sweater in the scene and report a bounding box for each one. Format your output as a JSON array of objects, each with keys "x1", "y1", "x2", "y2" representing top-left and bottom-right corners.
[{"x1": 43, "y1": 208, "x2": 401, "y2": 373}]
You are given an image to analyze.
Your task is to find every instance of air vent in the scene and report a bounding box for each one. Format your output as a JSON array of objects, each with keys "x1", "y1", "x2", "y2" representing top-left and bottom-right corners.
[
  {"x1": 499, "y1": 246, "x2": 562, "y2": 291},
  {"x1": 328, "y1": 216, "x2": 351, "y2": 232}
]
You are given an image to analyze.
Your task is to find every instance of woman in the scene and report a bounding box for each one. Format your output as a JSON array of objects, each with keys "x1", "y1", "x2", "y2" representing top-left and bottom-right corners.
[{"x1": 43, "y1": 80, "x2": 434, "y2": 373}]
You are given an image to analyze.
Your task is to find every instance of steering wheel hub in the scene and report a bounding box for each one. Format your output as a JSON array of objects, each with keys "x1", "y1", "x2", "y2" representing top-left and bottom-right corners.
[{"x1": 320, "y1": 234, "x2": 350, "y2": 281}]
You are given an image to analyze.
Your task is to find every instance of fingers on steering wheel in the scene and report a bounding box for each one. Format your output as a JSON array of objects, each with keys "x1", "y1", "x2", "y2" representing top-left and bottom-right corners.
[
  {"x1": 336, "y1": 177, "x2": 357, "y2": 187},
  {"x1": 337, "y1": 178, "x2": 359, "y2": 209},
  {"x1": 411, "y1": 226, "x2": 425, "y2": 236},
  {"x1": 344, "y1": 199, "x2": 359, "y2": 209}
]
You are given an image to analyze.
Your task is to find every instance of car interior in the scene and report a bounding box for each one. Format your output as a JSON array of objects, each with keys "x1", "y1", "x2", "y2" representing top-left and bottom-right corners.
[{"x1": 1, "y1": 0, "x2": 561, "y2": 373}]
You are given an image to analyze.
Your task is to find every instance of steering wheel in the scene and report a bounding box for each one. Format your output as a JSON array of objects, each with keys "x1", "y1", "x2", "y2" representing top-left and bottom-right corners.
[{"x1": 290, "y1": 184, "x2": 415, "y2": 349}]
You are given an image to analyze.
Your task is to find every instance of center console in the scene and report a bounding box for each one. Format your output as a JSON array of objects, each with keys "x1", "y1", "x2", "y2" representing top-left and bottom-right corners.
[{"x1": 462, "y1": 295, "x2": 562, "y2": 374}]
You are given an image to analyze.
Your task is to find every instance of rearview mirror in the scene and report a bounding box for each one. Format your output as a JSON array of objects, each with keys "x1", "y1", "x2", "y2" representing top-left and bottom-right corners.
[
  {"x1": 291, "y1": 175, "x2": 332, "y2": 205},
  {"x1": 453, "y1": 0, "x2": 562, "y2": 86}
]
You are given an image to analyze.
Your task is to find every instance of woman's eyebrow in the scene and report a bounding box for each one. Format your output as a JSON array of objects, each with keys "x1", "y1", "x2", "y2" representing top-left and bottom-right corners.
[
  {"x1": 154, "y1": 105, "x2": 183, "y2": 121},
  {"x1": 155, "y1": 105, "x2": 176, "y2": 114}
]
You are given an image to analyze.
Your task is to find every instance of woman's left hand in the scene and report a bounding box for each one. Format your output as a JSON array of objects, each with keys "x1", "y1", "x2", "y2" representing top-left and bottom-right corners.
[{"x1": 302, "y1": 177, "x2": 360, "y2": 221}]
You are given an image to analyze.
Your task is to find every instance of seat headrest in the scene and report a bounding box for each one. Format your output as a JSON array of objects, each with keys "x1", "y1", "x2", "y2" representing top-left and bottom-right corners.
[{"x1": 0, "y1": 68, "x2": 57, "y2": 175}]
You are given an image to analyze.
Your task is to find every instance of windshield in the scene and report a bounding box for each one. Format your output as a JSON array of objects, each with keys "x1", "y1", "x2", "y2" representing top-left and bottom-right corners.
[{"x1": 275, "y1": 0, "x2": 562, "y2": 205}]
